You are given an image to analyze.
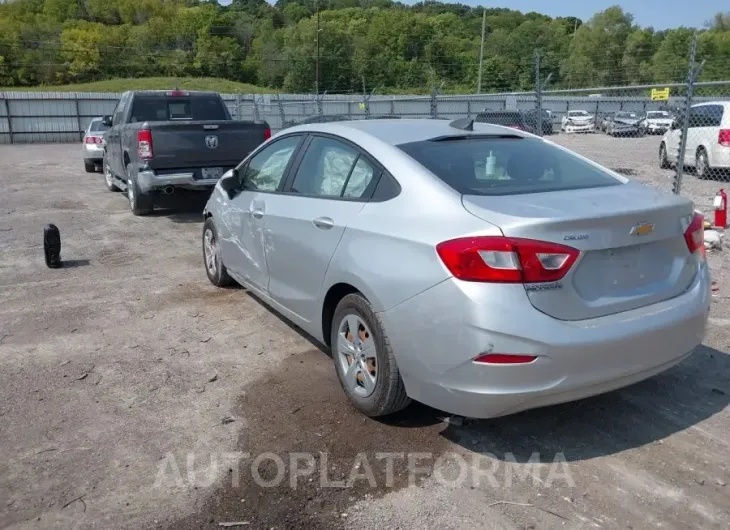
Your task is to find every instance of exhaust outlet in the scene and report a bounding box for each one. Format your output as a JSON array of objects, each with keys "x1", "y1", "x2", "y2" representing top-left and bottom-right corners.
[{"x1": 163, "y1": 186, "x2": 174, "y2": 195}]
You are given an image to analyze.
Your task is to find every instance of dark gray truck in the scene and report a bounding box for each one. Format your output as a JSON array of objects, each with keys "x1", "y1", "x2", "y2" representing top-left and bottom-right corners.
[{"x1": 101, "y1": 90, "x2": 270, "y2": 215}]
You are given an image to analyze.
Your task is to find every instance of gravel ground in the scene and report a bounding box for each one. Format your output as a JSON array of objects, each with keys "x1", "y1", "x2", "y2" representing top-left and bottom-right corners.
[{"x1": 1, "y1": 139, "x2": 729, "y2": 530}]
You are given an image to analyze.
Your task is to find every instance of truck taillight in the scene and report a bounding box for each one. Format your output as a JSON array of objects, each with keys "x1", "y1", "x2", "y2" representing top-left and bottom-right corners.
[
  {"x1": 719, "y1": 129, "x2": 730, "y2": 147},
  {"x1": 137, "y1": 129, "x2": 153, "y2": 160},
  {"x1": 168, "y1": 90, "x2": 189, "y2": 97},
  {"x1": 264, "y1": 128, "x2": 271, "y2": 140}
]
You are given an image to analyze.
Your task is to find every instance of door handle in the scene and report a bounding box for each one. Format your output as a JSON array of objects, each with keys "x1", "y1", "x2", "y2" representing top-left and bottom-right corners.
[
  {"x1": 251, "y1": 209, "x2": 264, "y2": 220},
  {"x1": 313, "y1": 217, "x2": 334, "y2": 230}
]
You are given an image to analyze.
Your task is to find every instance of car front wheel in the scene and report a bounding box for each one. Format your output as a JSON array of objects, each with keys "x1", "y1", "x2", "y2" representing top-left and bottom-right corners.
[
  {"x1": 103, "y1": 154, "x2": 120, "y2": 192},
  {"x1": 331, "y1": 293, "x2": 411, "y2": 417}
]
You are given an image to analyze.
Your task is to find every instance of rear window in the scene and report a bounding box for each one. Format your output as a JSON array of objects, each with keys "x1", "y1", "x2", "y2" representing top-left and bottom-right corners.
[
  {"x1": 90, "y1": 120, "x2": 109, "y2": 132},
  {"x1": 475, "y1": 112, "x2": 525, "y2": 127},
  {"x1": 129, "y1": 95, "x2": 229, "y2": 122},
  {"x1": 398, "y1": 137, "x2": 621, "y2": 196}
]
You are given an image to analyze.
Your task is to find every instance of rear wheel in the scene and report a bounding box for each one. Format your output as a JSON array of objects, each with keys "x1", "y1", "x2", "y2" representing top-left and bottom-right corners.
[
  {"x1": 84, "y1": 160, "x2": 96, "y2": 173},
  {"x1": 659, "y1": 143, "x2": 670, "y2": 169},
  {"x1": 696, "y1": 148, "x2": 710, "y2": 179},
  {"x1": 202, "y1": 218, "x2": 233, "y2": 287},
  {"x1": 331, "y1": 293, "x2": 411, "y2": 417},
  {"x1": 126, "y1": 166, "x2": 153, "y2": 216}
]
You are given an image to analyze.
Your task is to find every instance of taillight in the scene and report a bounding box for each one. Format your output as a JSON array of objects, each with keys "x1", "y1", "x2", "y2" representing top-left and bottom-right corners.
[
  {"x1": 719, "y1": 129, "x2": 730, "y2": 147},
  {"x1": 474, "y1": 353, "x2": 537, "y2": 364},
  {"x1": 85, "y1": 136, "x2": 103, "y2": 144},
  {"x1": 168, "y1": 90, "x2": 189, "y2": 97},
  {"x1": 683, "y1": 212, "x2": 705, "y2": 257},
  {"x1": 263, "y1": 127, "x2": 272, "y2": 140},
  {"x1": 137, "y1": 129, "x2": 153, "y2": 160},
  {"x1": 436, "y1": 236, "x2": 579, "y2": 283}
]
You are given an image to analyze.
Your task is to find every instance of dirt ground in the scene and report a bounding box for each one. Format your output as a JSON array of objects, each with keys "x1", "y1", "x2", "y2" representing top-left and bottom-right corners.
[{"x1": 1, "y1": 138, "x2": 729, "y2": 530}]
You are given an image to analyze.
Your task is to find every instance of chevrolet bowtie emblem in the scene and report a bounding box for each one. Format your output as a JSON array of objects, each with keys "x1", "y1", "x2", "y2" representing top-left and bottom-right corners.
[{"x1": 630, "y1": 222, "x2": 655, "y2": 237}]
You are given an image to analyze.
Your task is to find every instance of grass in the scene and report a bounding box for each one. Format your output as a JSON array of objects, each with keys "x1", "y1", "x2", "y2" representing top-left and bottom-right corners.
[
  {"x1": 0, "y1": 76, "x2": 479, "y2": 96},
  {"x1": 0, "y1": 77, "x2": 271, "y2": 93}
]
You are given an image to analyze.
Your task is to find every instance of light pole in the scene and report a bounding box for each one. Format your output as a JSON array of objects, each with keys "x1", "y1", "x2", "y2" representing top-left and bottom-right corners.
[{"x1": 315, "y1": 0, "x2": 320, "y2": 95}]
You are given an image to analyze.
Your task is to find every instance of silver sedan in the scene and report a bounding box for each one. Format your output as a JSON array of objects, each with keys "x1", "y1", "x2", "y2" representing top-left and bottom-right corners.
[
  {"x1": 201, "y1": 119, "x2": 710, "y2": 418},
  {"x1": 82, "y1": 117, "x2": 109, "y2": 173}
]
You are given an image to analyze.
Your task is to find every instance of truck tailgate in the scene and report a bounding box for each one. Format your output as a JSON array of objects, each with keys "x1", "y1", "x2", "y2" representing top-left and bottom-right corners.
[{"x1": 146, "y1": 121, "x2": 267, "y2": 170}]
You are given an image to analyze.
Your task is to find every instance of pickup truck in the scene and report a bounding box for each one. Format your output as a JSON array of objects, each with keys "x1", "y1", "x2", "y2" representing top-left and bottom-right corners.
[{"x1": 101, "y1": 90, "x2": 270, "y2": 215}]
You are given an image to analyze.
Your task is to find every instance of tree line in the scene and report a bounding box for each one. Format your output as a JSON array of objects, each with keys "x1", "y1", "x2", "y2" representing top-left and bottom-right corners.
[{"x1": 0, "y1": 0, "x2": 729, "y2": 93}]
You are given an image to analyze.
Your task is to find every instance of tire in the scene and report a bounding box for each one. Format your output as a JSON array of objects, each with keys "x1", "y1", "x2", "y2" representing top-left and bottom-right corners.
[
  {"x1": 126, "y1": 166, "x2": 153, "y2": 215},
  {"x1": 103, "y1": 154, "x2": 120, "y2": 192},
  {"x1": 659, "y1": 143, "x2": 670, "y2": 169},
  {"x1": 331, "y1": 293, "x2": 411, "y2": 417},
  {"x1": 84, "y1": 160, "x2": 96, "y2": 173},
  {"x1": 696, "y1": 148, "x2": 710, "y2": 180},
  {"x1": 202, "y1": 218, "x2": 233, "y2": 287}
]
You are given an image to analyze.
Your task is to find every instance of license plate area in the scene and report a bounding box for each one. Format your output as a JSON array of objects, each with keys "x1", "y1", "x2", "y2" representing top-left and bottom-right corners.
[
  {"x1": 201, "y1": 167, "x2": 223, "y2": 180},
  {"x1": 602, "y1": 245, "x2": 651, "y2": 289}
]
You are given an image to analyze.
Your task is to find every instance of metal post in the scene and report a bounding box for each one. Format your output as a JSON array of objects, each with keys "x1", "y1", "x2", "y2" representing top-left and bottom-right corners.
[
  {"x1": 74, "y1": 99, "x2": 82, "y2": 141},
  {"x1": 276, "y1": 93, "x2": 285, "y2": 129},
  {"x1": 252, "y1": 95, "x2": 260, "y2": 122},
  {"x1": 235, "y1": 94, "x2": 241, "y2": 120},
  {"x1": 674, "y1": 33, "x2": 702, "y2": 195},
  {"x1": 315, "y1": 0, "x2": 320, "y2": 96},
  {"x1": 4, "y1": 98, "x2": 13, "y2": 144},
  {"x1": 477, "y1": 10, "x2": 486, "y2": 94},
  {"x1": 362, "y1": 76, "x2": 370, "y2": 118},
  {"x1": 535, "y1": 51, "x2": 543, "y2": 137}
]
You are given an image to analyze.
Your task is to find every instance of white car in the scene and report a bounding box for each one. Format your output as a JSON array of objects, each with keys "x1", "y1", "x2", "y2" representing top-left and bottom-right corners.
[
  {"x1": 660, "y1": 101, "x2": 730, "y2": 178},
  {"x1": 644, "y1": 111, "x2": 674, "y2": 135},
  {"x1": 561, "y1": 110, "x2": 595, "y2": 133}
]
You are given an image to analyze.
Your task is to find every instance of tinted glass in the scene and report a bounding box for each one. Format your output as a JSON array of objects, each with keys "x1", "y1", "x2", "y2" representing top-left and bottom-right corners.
[
  {"x1": 398, "y1": 137, "x2": 620, "y2": 196},
  {"x1": 130, "y1": 95, "x2": 228, "y2": 122},
  {"x1": 90, "y1": 120, "x2": 110, "y2": 132},
  {"x1": 291, "y1": 137, "x2": 359, "y2": 197},
  {"x1": 242, "y1": 136, "x2": 300, "y2": 192},
  {"x1": 646, "y1": 111, "x2": 669, "y2": 119}
]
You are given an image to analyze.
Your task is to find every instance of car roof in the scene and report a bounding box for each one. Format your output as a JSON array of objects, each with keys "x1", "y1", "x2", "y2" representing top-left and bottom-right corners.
[
  {"x1": 692, "y1": 101, "x2": 730, "y2": 108},
  {"x1": 282, "y1": 118, "x2": 531, "y2": 146}
]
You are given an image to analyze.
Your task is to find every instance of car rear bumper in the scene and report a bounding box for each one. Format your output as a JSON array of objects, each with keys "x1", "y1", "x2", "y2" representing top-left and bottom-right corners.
[
  {"x1": 83, "y1": 144, "x2": 104, "y2": 161},
  {"x1": 136, "y1": 168, "x2": 227, "y2": 192},
  {"x1": 708, "y1": 147, "x2": 730, "y2": 169},
  {"x1": 646, "y1": 124, "x2": 669, "y2": 134},
  {"x1": 380, "y1": 264, "x2": 710, "y2": 419}
]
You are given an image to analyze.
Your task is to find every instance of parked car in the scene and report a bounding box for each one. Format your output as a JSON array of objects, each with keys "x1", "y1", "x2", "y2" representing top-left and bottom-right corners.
[
  {"x1": 604, "y1": 111, "x2": 646, "y2": 137},
  {"x1": 101, "y1": 90, "x2": 270, "y2": 215},
  {"x1": 561, "y1": 110, "x2": 595, "y2": 133},
  {"x1": 82, "y1": 117, "x2": 110, "y2": 173},
  {"x1": 644, "y1": 110, "x2": 674, "y2": 135},
  {"x1": 660, "y1": 101, "x2": 730, "y2": 178},
  {"x1": 597, "y1": 112, "x2": 614, "y2": 133},
  {"x1": 201, "y1": 118, "x2": 709, "y2": 419},
  {"x1": 475, "y1": 110, "x2": 530, "y2": 131},
  {"x1": 522, "y1": 109, "x2": 554, "y2": 135}
]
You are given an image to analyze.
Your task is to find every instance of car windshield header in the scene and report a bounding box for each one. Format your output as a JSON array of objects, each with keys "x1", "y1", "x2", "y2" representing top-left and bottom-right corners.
[
  {"x1": 568, "y1": 111, "x2": 589, "y2": 116},
  {"x1": 397, "y1": 136, "x2": 620, "y2": 196}
]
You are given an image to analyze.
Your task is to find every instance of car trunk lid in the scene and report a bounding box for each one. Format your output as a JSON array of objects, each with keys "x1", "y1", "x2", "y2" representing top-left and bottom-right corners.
[{"x1": 462, "y1": 183, "x2": 699, "y2": 320}]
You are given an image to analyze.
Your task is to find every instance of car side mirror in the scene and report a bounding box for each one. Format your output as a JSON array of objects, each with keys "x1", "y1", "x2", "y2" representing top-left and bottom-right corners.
[
  {"x1": 219, "y1": 169, "x2": 239, "y2": 195},
  {"x1": 102, "y1": 115, "x2": 112, "y2": 127}
]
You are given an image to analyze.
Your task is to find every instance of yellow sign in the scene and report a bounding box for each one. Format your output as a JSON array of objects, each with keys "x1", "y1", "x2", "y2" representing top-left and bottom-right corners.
[
  {"x1": 359, "y1": 102, "x2": 366, "y2": 110},
  {"x1": 651, "y1": 88, "x2": 670, "y2": 101}
]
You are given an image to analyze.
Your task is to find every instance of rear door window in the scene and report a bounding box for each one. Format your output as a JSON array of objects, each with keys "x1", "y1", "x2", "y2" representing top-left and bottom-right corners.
[{"x1": 398, "y1": 136, "x2": 620, "y2": 196}]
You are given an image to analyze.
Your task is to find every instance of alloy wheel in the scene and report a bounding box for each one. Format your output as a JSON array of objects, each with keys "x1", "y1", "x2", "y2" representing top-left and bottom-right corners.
[{"x1": 337, "y1": 314, "x2": 378, "y2": 398}]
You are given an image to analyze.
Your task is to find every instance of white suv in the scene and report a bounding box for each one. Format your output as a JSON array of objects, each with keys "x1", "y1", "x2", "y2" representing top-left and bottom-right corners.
[{"x1": 660, "y1": 101, "x2": 730, "y2": 178}]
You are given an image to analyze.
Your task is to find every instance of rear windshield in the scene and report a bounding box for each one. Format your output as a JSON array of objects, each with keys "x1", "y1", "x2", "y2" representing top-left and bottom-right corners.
[
  {"x1": 398, "y1": 137, "x2": 621, "y2": 196},
  {"x1": 129, "y1": 95, "x2": 229, "y2": 122},
  {"x1": 646, "y1": 111, "x2": 669, "y2": 118},
  {"x1": 90, "y1": 120, "x2": 109, "y2": 132},
  {"x1": 475, "y1": 112, "x2": 524, "y2": 127}
]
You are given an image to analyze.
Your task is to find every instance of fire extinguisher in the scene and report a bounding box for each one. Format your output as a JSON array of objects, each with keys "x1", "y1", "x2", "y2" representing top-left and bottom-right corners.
[{"x1": 714, "y1": 188, "x2": 727, "y2": 229}]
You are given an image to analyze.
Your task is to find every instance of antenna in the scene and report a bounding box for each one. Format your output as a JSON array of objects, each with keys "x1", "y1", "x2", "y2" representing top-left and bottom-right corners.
[{"x1": 449, "y1": 118, "x2": 474, "y2": 131}]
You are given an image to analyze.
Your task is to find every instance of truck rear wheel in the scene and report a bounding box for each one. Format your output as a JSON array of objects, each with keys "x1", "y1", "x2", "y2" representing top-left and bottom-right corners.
[{"x1": 126, "y1": 167, "x2": 153, "y2": 216}]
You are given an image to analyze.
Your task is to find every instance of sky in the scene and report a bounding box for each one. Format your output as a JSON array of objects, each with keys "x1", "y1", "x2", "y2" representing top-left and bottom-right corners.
[{"x1": 217, "y1": 0, "x2": 724, "y2": 30}]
